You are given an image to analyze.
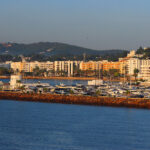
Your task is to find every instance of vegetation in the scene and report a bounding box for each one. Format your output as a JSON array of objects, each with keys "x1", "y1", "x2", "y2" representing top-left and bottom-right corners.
[
  {"x1": 133, "y1": 68, "x2": 139, "y2": 81},
  {"x1": 32, "y1": 67, "x2": 47, "y2": 76},
  {"x1": 96, "y1": 90, "x2": 101, "y2": 96},
  {"x1": 126, "y1": 90, "x2": 130, "y2": 95},
  {"x1": 0, "y1": 55, "x2": 13, "y2": 62},
  {"x1": 21, "y1": 68, "x2": 122, "y2": 79},
  {"x1": 0, "y1": 67, "x2": 13, "y2": 75},
  {"x1": 136, "y1": 46, "x2": 144, "y2": 54},
  {"x1": 101, "y1": 69, "x2": 120, "y2": 80},
  {"x1": 0, "y1": 53, "x2": 128, "y2": 62},
  {"x1": 136, "y1": 46, "x2": 150, "y2": 58},
  {"x1": 0, "y1": 42, "x2": 128, "y2": 62},
  {"x1": 19, "y1": 85, "x2": 26, "y2": 92}
]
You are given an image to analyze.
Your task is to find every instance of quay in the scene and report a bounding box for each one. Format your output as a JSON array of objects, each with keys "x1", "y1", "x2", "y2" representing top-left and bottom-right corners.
[
  {"x1": 0, "y1": 76, "x2": 96, "y2": 80},
  {"x1": 0, "y1": 76, "x2": 127, "y2": 81},
  {"x1": 0, "y1": 92, "x2": 150, "y2": 109}
]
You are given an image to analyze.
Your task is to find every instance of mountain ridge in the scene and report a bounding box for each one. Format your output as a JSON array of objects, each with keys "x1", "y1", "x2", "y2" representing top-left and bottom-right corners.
[{"x1": 0, "y1": 42, "x2": 128, "y2": 56}]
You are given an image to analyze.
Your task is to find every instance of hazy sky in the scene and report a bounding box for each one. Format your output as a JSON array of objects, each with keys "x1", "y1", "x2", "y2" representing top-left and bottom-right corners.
[{"x1": 0, "y1": 0, "x2": 150, "y2": 50}]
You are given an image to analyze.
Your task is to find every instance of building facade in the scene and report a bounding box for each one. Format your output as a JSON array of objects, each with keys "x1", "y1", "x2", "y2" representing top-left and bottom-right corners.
[
  {"x1": 79, "y1": 61, "x2": 102, "y2": 71},
  {"x1": 127, "y1": 58, "x2": 150, "y2": 81},
  {"x1": 102, "y1": 61, "x2": 120, "y2": 71}
]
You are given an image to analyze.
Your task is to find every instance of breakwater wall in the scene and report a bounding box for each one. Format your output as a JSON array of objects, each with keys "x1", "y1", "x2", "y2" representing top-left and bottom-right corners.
[
  {"x1": 0, "y1": 76, "x2": 96, "y2": 80},
  {"x1": 0, "y1": 92, "x2": 150, "y2": 109},
  {"x1": 0, "y1": 76, "x2": 131, "y2": 81}
]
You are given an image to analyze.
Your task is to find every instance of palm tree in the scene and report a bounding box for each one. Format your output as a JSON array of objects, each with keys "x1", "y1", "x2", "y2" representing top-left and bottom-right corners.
[
  {"x1": 16, "y1": 69, "x2": 19, "y2": 74},
  {"x1": 133, "y1": 68, "x2": 139, "y2": 82},
  {"x1": 123, "y1": 65, "x2": 128, "y2": 82},
  {"x1": 33, "y1": 66, "x2": 40, "y2": 76}
]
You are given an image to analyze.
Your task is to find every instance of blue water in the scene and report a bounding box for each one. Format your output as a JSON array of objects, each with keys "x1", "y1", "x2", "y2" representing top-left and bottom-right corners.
[
  {"x1": 0, "y1": 78, "x2": 87, "y2": 86},
  {"x1": 0, "y1": 100, "x2": 150, "y2": 150}
]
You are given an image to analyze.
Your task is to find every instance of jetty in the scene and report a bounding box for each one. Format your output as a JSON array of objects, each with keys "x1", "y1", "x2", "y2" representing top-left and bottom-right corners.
[{"x1": 0, "y1": 92, "x2": 150, "y2": 109}]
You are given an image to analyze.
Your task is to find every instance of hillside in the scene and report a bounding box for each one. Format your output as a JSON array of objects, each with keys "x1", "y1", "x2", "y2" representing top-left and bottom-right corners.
[
  {"x1": 0, "y1": 42, "x2": 127, "y2": 55},
  {"x1": 136, "y1": 47, "x2": 150, "y2": 58}
]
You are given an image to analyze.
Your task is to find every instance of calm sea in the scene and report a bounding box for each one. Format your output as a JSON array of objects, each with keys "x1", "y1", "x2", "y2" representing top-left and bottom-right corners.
[
  {"x1": 0, "y1": 78, "x2": 88, "y2": 86},
  {"x1": 0, "y1": 79, "x2": 150, "y2": 150},
  {"x1": 0, "y1": 100, "x2": 150, "y2": 150}
]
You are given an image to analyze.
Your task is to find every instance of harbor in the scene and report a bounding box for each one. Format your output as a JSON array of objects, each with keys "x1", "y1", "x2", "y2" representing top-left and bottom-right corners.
[
  {"x1": 0, "y1": 74, "x2": 150, "y2": 109},
  {"x1": 0, "y1": 91, "x2": 150, "y2": 109},
  {"x1": 0, "y1": 74, "x2": 150, "y2": 98}
]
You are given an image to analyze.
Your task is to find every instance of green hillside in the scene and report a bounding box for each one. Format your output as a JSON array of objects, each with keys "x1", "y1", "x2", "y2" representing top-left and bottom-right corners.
[
  {"x1": 136, "y1": 47, "x2": 150, "y2": 58},
  {"x1": 0, "y1": 42, "x2": 128, "y2": 61}
]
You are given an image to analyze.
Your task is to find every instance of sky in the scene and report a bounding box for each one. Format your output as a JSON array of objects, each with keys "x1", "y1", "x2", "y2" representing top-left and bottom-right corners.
[{"x1": 0, "y1": 0, "x2": 150, "y2": 50}]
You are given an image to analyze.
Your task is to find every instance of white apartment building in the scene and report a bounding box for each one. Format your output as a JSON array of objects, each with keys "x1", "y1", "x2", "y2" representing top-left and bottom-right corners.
[
  {"x1": 54, "y1": 61, "x2": 75, "y2": 76},
  {"x1": 140, "y1": 60, "x2": 150, "y2": 80},
  {"x1": 11, "y1": 62, "x2": 22, "y2": 72},
  {"x1": 127, "y1": 58, "x2": 150, "y2": 81},
  {"x1": 127, "y1": 58, "x2": 141, "y2": 75},
  {"x1": 127, "y1": 50, "x2": 136, "y2": 58},
  {"x1": 30, "y1": 61, "x2": 54, "y2": 72},
  {"x1": 10, "y1": 60, "x2": 78, "y2": 77},
  {"x1": 67, "y1": 61, "x2": 73, "y2": 77},
  {"x1": 10, "y1": 61, "x2": 54, "y2": 73}
]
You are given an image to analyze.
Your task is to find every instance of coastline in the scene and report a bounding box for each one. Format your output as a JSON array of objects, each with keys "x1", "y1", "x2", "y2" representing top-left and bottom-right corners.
[
  {"x1": 0, "y1": 92, "x2": 150, "y2": 109},
  {"x1": 0, "y1": 75, "x2": 127, "y2": 81},
  {"x1": 0, "y1": 76, "x2": 96, "y2": 80}
]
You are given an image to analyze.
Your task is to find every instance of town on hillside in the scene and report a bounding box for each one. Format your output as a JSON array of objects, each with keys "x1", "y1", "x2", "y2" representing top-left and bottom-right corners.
[
  {"x1": 0, "y1": 47, "x2": 149, "y2": 83},
  {"x1": 0, "y1": 47, "x2": 149, "y2": 98}
]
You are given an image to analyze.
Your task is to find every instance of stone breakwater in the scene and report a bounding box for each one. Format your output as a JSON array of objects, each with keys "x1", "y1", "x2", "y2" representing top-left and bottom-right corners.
[
  {"x1": 0, "y1": 76, "x2": 128, "y2": 81},
  {"x1": 0, "y1": 76, "x2": 96, "y2": 80},
  {"x1": 0, "y1": 92, "x2": 150, "y2": 109}
]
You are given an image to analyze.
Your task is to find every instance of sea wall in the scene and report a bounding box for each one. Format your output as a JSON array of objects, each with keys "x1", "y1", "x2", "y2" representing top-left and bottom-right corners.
[
  {"x1": 0, "y1": 76, "x2": 131, "y2": 81},
  {"x1": 0, "y1": 76, "x2": 95, "y2": 80},
  {"x1": 0, "y1": 92, "x2": 150, "y2": 109}
]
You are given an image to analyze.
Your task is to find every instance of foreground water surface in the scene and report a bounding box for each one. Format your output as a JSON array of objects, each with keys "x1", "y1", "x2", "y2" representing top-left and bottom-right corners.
[{"x1": 0, "y1": 100, "x2": 150, "y2": 150}]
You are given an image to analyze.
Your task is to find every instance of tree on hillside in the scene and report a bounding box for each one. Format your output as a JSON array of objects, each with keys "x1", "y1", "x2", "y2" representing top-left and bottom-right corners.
[
  {"x1": 136, "y1": 46, "x2": 144, "y2": 54},
  {"x1": 0, "y1": 67, "x2": 10, "y2": 75}
]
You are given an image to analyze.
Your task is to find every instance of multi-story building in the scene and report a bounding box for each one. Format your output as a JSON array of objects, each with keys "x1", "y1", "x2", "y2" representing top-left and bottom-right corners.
[
  {"x1": 11, "y1": 61, "x2": 54, "y2": 73},
  {"x1": 10, "y1": 60, "x2": 77, "y2": 77},
  {"x1": 127, "y1": 50, "x2": 136, "y2": 58},
  {"x1": 102, "y1": 61, "x2": 120, "y2": 71},
  {"x1": 30, "y1": 61, "x2": 54, "y2": 72},
  {"x1": 54, "y1": 61, "x2": 76, "y2": 77},
  {"x1": 127, "y1": 58, "x2": 141, "y2": 75},
  {"x1": 127, "y1": 58, "x2": 150, "y2": 81},
  {"x1": 118, "y1": 50, "x2": 137, "y2": 74},
  {"x1": 8, "y1": 48, "x2": 150, "y2": 80},
  {"x1": 10, "y1": 62, "x2": 22, "y2": 72},
  {"x1": 140, "y1": 60, "x2": 150, "y2": 80},
  {"x1": 80, "y1": 61, "x2": 102, "y2": 71},
  {"x1": 119, "y1": 57, "x2": 131, "y2": 75}
]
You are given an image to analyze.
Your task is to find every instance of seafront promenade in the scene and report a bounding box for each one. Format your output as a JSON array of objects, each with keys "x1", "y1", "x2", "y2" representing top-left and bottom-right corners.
[
  {"x1": 0, "y1": 91, "x2": 150, "y2": 109},
  {"x1": 0, "y1": 75, "x2": 129, "y2": 81},
  {"x1": 0, "y1": 76, "x2": 96, "y2": 80}
]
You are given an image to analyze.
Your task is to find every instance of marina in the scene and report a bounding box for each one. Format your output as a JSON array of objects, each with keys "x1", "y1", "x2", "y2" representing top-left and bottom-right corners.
[
  {"x1": 1, "y1": 91, "x2": 150, "y2": 109},
  {"x1": 0, "y1": 75, "x2": 149, "y2": 99}
]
